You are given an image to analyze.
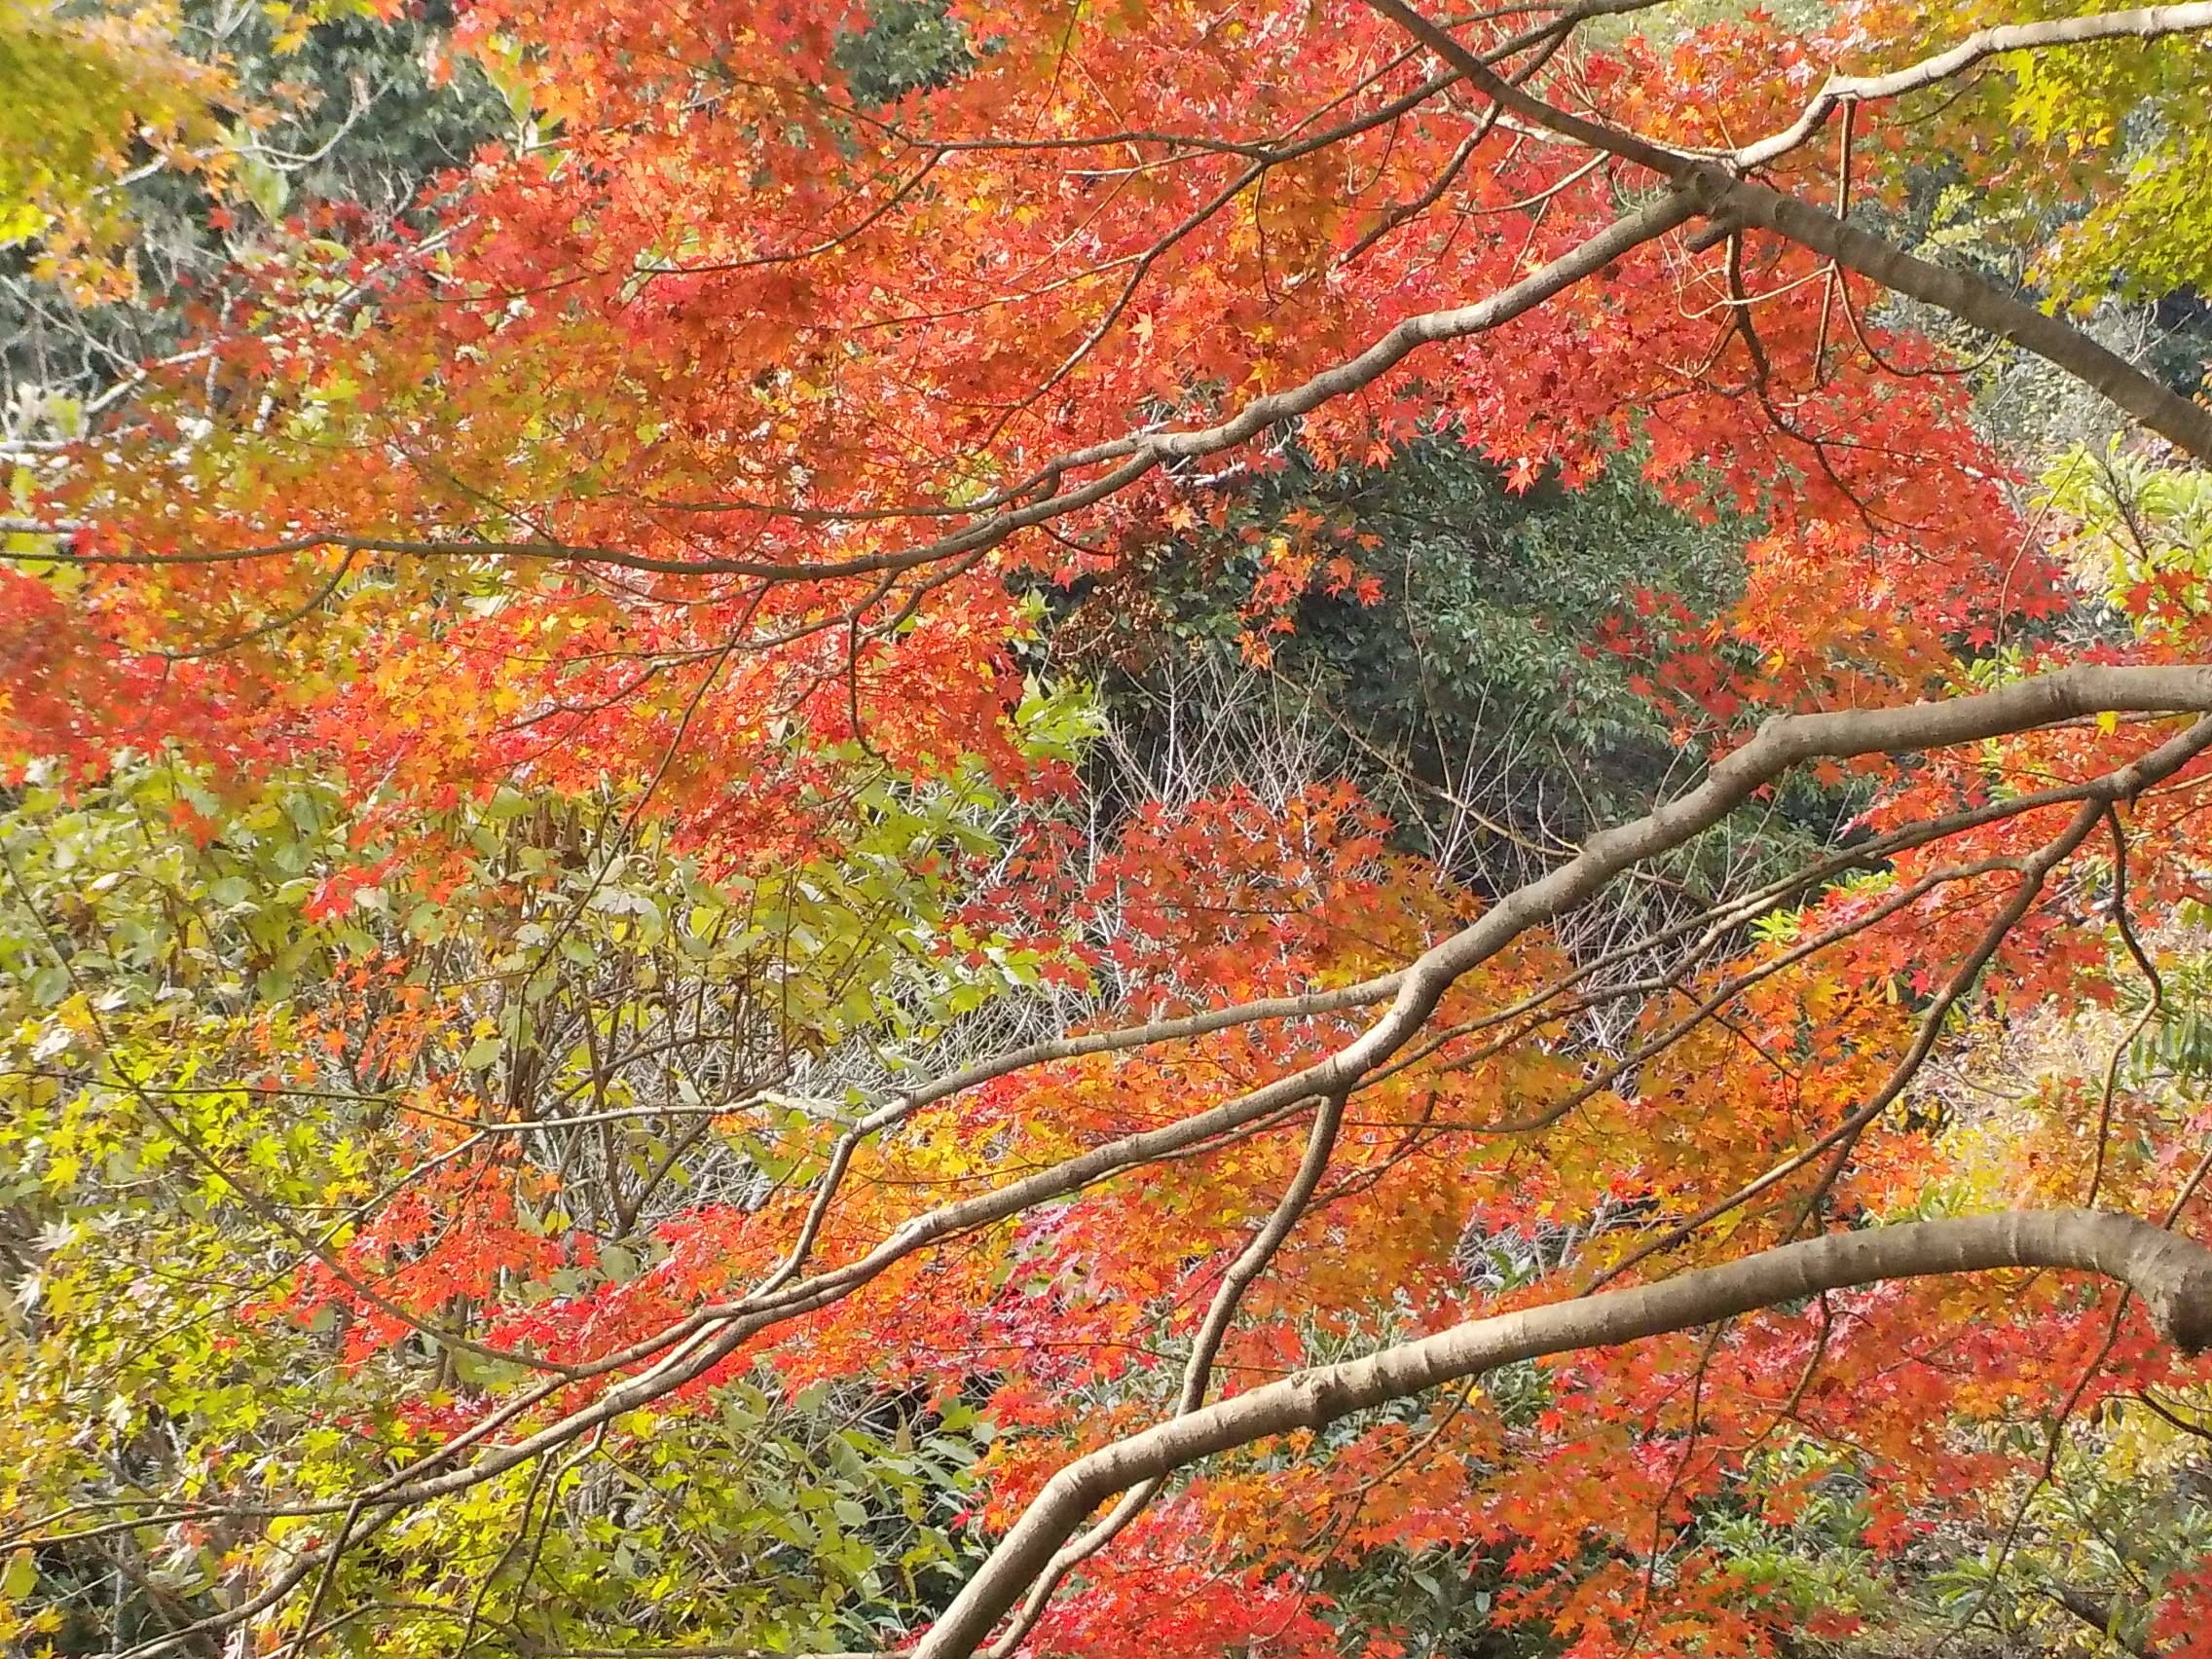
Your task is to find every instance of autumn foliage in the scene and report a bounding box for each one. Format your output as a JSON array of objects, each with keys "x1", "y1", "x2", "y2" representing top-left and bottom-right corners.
[{"x1": 4, "y1": 1, "x2": 2212, "y2": 1657}]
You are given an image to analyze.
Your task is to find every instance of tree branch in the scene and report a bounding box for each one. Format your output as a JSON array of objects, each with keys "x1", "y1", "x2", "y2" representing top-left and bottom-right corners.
[
  {"x1": 1736, "y1": 3, "x2": 2212, "y2": 168},
  {"x1": 915, "y1": 1209, "x2": 2212, "y2": 1659},
  {"x1": 47, "y1": 666, "x2": 2212, "y2": 1649},
  {"x1": 1364, "y1": 0, "x2": 2212, "y2": 464},
  {"x1": 245, "y1": 668, "x2": 2212, "y2": 1513},
  {"x1": 1695, "y1": 176, "x2": 2212, "y2": 462}
]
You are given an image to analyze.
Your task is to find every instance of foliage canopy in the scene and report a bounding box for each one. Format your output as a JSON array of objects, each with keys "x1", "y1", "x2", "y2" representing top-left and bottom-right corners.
[{"x1": 4, "y1": 3, "x2": 2212, "y2": 1658}]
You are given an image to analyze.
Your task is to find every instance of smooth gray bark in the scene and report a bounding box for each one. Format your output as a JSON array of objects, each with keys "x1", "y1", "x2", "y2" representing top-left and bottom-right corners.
[{"x1": 915, "y1": 1210, "x2": 2212, "y2": 1659}]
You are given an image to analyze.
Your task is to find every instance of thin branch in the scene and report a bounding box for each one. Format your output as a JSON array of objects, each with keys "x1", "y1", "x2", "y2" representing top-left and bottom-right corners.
[{"x1": 1738, "y1": 4, "x2": 2212, "y2": 169}]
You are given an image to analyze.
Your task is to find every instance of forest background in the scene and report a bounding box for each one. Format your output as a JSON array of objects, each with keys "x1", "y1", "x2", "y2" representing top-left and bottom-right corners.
[{"x1": 4, "y1": 2, "x2": 2212, "y2": 1657}]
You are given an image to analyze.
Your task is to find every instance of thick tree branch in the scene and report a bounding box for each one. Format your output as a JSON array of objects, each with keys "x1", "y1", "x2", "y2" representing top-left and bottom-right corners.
[
  {"x1": 1366, "y1": 0, "x2": 2212, "y2": 464},
  {"x1": 276, "y1": 674, "x2": 2212, "y2": 1495},
  {"x1": 915, "y1": 1210, "x2": 2212, "y2": 1659},
  {"x1": 1694, "y1": 177, "x2": 2212, "y2": 462},
  {"x1": 915, "y1": 693, "x2": 2212, "y2": 1653},
  {"x1": 20, "y1": 4, "x2": 2211, "y2": 613},
  {"x1": 335, "y1": 667, "x2": 2212, "y2": 1503}
]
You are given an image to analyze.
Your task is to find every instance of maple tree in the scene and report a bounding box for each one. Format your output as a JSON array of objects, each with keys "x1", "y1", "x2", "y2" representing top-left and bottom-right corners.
[{"x1": 6, "y1": 0, "x2": 2212, "y2": 1656}]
